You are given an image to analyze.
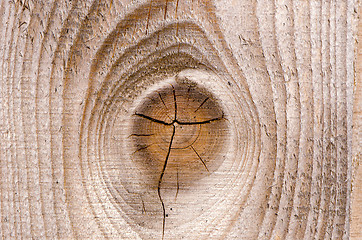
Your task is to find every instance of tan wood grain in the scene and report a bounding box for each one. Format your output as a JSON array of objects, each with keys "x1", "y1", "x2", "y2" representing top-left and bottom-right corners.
[
  {"x1": 0, "y1": 0, "x2": 359, "y2": 239},
  {"x1": 350, "y1": 2, "x2": 362, "y2": 239}
]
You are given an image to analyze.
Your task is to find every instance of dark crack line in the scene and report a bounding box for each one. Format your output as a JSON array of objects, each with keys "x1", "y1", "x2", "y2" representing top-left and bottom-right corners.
[
  {"x1": 175, "y1": 169, "x2": 179, "y2": 201},
  {"x1": 145, "y1": 0, "x2": 153, "y2": 34},
  {"x1": 158, "y1": 125, "x2": 176, "y2": 240},
  {"x1": 132, "y1": 144, "x2": 153, "y2": 154},
  {"x1": 194, "y1": 97, "x2": 209, "y2": 112},
  {"x1": 172, "y1": 85, "x2": 177, "y2": 119},
  {"x1": 175, "y1": 115, "x2": 224, "y2": 125},
  {"x1": 186, "y1": 86, "x2": 191, "y2": 101},
  {"x1": 158, "y1": 92, "x2": 168, "y2": 110},
  {"x1": 129, "y1": 133, "x2": 154, "y2": 137},
  {"x1": 158, "y1": 92, "x2": 173, "y2": 121},
  {"x1": 135, "y1": 113, "x2": 172, "y2": 125},
  {"x1": 190, "y1": 145, "x2": 209, "y2": 172},
  {"x1": 164, "y1": 0, "x2": 168, "y2": 20},
  {"x1": 140, "y1": 196, "x2": 146, "y2": 214},
  {"x1": 135, "y1": 112, "x2": 223, "y2": 126},
  {"x1": 175, "y1": 0, "x2": 180, "y2": 36}
]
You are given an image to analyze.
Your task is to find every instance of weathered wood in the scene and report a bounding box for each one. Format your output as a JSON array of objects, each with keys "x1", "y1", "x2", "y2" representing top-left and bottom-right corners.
[
  {"x1": 350, "y1": 3, "x2": 362, "y2": 239},
  {"x1": 0, "y1": 0, "x2": 359, "y2": 239}
]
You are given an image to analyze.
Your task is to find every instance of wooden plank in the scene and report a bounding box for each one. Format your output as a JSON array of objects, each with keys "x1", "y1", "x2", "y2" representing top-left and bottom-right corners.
[
  {"x1": 350, "y1": 2, "x2": 362, "y2": 239},
  {"x1": 0, "y1": 0, "x2": 359, "y2": 239}
]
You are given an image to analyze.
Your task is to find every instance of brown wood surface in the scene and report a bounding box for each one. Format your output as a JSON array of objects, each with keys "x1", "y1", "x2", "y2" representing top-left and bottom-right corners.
[{"x1": 0, "y1": 0, "x2": 360, "y2": 239}]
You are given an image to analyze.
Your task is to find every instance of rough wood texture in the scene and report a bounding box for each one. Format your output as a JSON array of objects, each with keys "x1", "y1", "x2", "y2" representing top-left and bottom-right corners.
[
  {"x1": 350, "y1": 3, "x2": 362, "y2": 239},
  {"x1": 0, "y1": 0, "x2": 360, "y2": 239}
]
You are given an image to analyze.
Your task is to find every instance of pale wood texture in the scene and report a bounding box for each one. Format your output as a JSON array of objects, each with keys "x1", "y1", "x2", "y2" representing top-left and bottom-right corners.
[
  {"x1": 0, "y1": 0, "x2": 360, "y2": 239},
  {"x1": 350, "y1": 3, "x2": 362, "y2": 239}
]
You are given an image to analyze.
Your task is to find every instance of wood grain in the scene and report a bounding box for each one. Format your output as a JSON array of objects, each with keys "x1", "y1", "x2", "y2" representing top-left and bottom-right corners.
[
  {"x1": 0, "y1": 0, "x2": 359, "y2": 239},
  {"x1": 350, "y1": 3, "x2": 362, "y2": 239}
]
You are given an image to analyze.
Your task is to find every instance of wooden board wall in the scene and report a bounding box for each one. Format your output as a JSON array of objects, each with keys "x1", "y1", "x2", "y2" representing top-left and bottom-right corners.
[{"x1": 0, "y1": 0, "x2": 360, "y2": 239}]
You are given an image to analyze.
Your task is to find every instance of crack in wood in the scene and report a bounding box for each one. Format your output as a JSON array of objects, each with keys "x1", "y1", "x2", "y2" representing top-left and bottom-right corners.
[
  {"x1": 164, "y1": 0, "x2": 168, "y2": 20},
  {"x1": 194, "y1": 97, "x2": 209, "y2": 112},
  {"x1": 146, "y1": 0, "x2": 153, "y2": 35},
  {"x1": 134, "y1": 84, "x2": 225, "y2": 239},
  {"x1": 172, "y1": 85, "x2": 177, "y2": 119},
  {"x1": 134, "y1": 113, "x2": 172, "y2": 125},
  {"x1": 175, "y1": 169, "x2": 179, "y2": 201},
  {"x1": 158, "y1": 125, "x2": 175, "y2": 240},
  {"x1": 135, "y1": 112, "x2": 223, "y2": 126},
  {"x1": 129, "y1": 133, "x2": 154, "y2": 137},
  {"x1": 190, "y1": 145, "x2": 209, "y2": 172},
  {"x1": 158, "y1": 92, "x2": 173, "y2": 121},
  {"x1": 132, "y1": 144, "x2": 154, "y2": 154}
]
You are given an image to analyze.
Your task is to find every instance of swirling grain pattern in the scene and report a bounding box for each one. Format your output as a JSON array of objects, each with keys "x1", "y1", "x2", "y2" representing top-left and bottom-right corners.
[{"x1": 0, "y1": 0, "x2": 359, "y2": 239}]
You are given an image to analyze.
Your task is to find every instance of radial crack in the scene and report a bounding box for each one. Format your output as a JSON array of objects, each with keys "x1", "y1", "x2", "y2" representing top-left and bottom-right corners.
[
  {"x1": 175, "y1": 169, "x2": 179, "y2": 201},
  {"x1": 159, "y1": 92, "x2": 172, "y2": 121},
  {"x1": 194, "y1": 97, "x2": 209, "y2": 112},
  {"x1": 164, "y1": 0, "x2": 168, "y2": 20},
  {"x1": 176, "y1": 114, "x2": 224, "y2": 125},
  {"x1": 158, "y1": 125, "x2": 176, "y2": 240},
  {"x1": 129, "y1": 133, "x2": 154, "y2": 137},
  {"x1": 186, "y1": 86, "x2": 192, "y2": 105},
  {"x1": 172, "y1": 85, "x2": 177, "y2": 119},
  {"x1": 140, "y1": 195, "x2": 146, "y2": 214},
  {"x1": 190, "y1": 145, "x2": 209, "y2": 172},
  {"x1": 159, "y1": 92, "x2": 168, "y2": 110},
  {"x1": 135, "y1": 113, "x2": 172, "y2": 125},
  {"x1": 175, "y1": 0, "x2": 180, "y2": 36},
  {"x1": 145, "y1": 0, "x2": 153, "y2": 34},
  {"x1": 132, "y1": 144, "x2": 153, "y2": 154}
]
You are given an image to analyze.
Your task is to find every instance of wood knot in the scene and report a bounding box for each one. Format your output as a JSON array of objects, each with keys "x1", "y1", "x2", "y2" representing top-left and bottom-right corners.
[{"x1": 131, "y1": 80, "x2": 229, "y2": 186}]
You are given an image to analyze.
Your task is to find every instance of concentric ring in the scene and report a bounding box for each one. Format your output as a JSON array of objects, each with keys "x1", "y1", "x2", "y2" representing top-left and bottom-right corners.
[{"x1": 0, "y1": 0, "x2": 354, "y2": 239}]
